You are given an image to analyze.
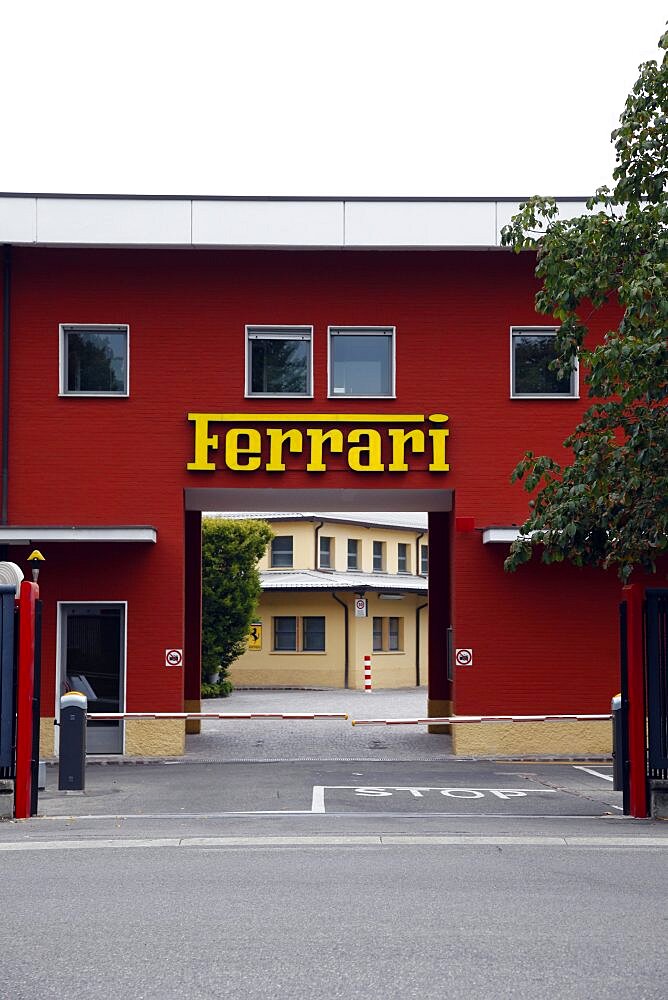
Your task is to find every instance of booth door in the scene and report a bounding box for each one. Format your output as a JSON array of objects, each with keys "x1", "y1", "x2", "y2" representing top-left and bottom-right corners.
[{"x1": 60, "y1": 603, "x2": 125, "y2": 754}]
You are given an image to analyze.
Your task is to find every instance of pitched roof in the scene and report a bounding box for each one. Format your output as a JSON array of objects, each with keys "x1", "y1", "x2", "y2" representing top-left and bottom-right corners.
[
  {"x1": 260, "y1": 569, "x2": 427, "y2": 593},
  {"x1": 207, "y1": 511, "x2": 428, "y2": 531}
]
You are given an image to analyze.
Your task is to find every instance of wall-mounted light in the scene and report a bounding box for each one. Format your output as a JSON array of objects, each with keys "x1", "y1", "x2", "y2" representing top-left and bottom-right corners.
[
  {"x1": 378, "y1": 593, "x2": 404, "y2": 601},
  {"x1": 27, "y1": 549, "x2": 45, "y2": 583}
]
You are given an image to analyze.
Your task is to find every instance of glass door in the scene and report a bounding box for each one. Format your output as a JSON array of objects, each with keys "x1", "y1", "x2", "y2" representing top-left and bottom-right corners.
[{"x1": 60, "y1": 603, "x2": 125, "y2": 754}]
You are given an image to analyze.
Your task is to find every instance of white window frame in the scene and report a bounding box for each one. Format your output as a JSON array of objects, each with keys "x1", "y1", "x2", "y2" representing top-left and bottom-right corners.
[
  {"x1": 245, "y1": 325, "x2": 314, "y2": 398},
  {"x1": 510, "y1": 326, "x2": 579, "y2": 400},
  {"x1": 327, "y1": 326, "x2": 396, "y2": 399},
  {"x1": 347, "y1": 538, "x2": 360, "y2": 571},
  {"x1": 59, "y1": 323, "x2": 130, "y2": 397},
  {"x1": 270, "y1": 535, "x2": 294, "y2": 568},
  {"x1": 319, "y1": 535, "x2": 333, "y2": 569},
  {"x1": 373, "y1": 540, "x2": 386, "y2": 573},
  {"x1": 397, "y1": 542, "x2": 410, "y2": 574}
]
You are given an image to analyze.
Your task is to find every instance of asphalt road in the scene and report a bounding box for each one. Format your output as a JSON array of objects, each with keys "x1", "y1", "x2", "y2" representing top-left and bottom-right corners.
[
  {"x1": 1, "y1": 834, "x2": 667, "y2": 1000},
  {"x1": 3, "y1": 691, "x2": 667, "y2": 999}
]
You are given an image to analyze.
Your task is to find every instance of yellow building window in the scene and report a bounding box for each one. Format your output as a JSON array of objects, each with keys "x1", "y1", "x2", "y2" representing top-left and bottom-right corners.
[
  {"x1": 372, "y1": 616, "x2": 404, "y2": 652},
  {"x1": 273, "y1": 616, "x2": 325, "y2": 652}
]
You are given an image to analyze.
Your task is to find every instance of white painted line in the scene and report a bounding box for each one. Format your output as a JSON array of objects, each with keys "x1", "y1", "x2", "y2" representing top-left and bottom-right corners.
[
  {"x1": 1, "y1": 834, "x2": 667, "y2": 853},
  {"x1": 183, "y1": 836, "x2": 380, "y2": 847},
  {"x1": 573, "y1": 766, "x2": 614, "y2": 783},
  {"x1": 0, "y1": 838, "x2": 181, "y2": 851},
  {"x1": 23, "y1": 811, "x2": 626, "y2": 821},
  {"x1": 311, "y1": 786, "x2": 326, "y2": 813}
]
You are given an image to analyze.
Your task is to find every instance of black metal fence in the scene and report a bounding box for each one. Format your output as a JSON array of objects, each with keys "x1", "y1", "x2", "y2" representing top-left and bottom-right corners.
[
  {"x1": 646, "y1": 588, "x2": 668, "y2": 779},
  {"x1": 0, "y1": 586, "x2": 17, "y2": 780}
]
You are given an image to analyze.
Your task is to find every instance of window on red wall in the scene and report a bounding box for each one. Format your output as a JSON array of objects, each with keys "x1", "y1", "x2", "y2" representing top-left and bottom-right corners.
[
  {"x1": 60, "y1": 324, "x2": 129, "y2": 396},
  {"x1": 510, "y1": 327, "x2": 578, "y2": 398},
  {"x1": 246, "y1": 326, "x2": 313, "y2": 397}
]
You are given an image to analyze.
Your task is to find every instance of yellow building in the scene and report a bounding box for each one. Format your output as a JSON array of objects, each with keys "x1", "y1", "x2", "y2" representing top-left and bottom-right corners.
[{"x1": 222, "y1": 512, "x2": 429, "y2": 689}]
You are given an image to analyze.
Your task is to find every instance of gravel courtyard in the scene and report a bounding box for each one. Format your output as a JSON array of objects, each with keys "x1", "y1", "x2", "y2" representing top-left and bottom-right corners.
[{"x1": 187, "y1": 687, "x2": 453, "y2": 761}]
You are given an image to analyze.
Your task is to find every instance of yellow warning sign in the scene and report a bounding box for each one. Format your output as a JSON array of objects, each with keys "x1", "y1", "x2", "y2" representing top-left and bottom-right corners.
[{"x1": 248, "y1": 622, "x2": 262, "y2": 651}]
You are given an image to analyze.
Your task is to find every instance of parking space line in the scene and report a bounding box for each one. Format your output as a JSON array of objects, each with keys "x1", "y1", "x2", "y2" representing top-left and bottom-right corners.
[{"x1": 573, "y1": 765, "x2": 614, "y2": 782}]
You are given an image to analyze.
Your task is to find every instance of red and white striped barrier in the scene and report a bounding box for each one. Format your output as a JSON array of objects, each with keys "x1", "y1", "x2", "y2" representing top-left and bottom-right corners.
[
  {"x1": 351, "y1": 713, "x2": 612, "y2": 727},
  {"x1": 87, "y1": 712, "x2": 348, "y2": 721},
  {"x1": 364, "y1": 654, "x2": 372, "y2": 692}
]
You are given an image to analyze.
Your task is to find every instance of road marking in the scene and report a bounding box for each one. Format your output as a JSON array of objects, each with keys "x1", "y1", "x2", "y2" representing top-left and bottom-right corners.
[
  {"x1": 573, "y1": 766, "x2": 614, "y2": 782},
  {"x1": 0, "y1": 834, "x2": 667, "y2": 853},
  {"x1": 311, "y1": 785, "x2": 558, "y2": 811}
]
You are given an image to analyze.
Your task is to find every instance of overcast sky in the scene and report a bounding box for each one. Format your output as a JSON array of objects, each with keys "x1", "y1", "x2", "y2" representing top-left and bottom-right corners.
[{"x1": 2, "y1": 1, "x2": 665, "y2": 197}]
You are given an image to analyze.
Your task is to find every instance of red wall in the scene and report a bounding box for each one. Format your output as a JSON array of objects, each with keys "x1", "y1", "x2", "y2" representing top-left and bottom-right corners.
[{"x1": 5, "y1": 247, "x2": 624, "y2": 716}]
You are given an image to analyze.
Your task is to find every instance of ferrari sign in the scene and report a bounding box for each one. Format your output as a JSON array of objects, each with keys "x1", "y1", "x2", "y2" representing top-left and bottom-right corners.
[{"x1": 248, "y1": 622, "x2": 263, "y2": 650}]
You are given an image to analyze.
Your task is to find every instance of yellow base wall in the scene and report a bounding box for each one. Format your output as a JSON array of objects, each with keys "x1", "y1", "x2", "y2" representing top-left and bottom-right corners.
[
  {"x1": 452, "y1": 721, "x2": 612, "y2": 757},
  {"x1": 427, "y1": 699, "x2": 452, "y2": 734},
  {"x1": 184, "y1": 699, "x2": 201, "y2": 735},
  {"x1": 39, "y1": 719, "x2": 55, "y2": 758},
  {"x1": 124, "y1": 719, "x2": 185, "y2": 757}
]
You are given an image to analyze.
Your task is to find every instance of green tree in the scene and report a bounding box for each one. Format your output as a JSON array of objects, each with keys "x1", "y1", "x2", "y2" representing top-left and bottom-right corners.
[
  {"x1": 502, "y1": 28, "x2": 668, "y2": 582},
  {"x1": 201, "y1": 518, "x2": 273, "y2": 696}
]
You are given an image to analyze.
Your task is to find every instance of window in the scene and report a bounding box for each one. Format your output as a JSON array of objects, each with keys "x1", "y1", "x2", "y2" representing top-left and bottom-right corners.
[
  {"x1": 373, "y1": 616, "x2": 404, "y2": 652},
  {"x1": 302, "y1": 616, "x2": 325, "y2": 652},
  {"x1": 60, "y1": 324, "x2": 129, "y2": 396},
  {"x1": 328, "y1": 327, "x2": 395, "y2": 397},
  {"x1": 373, "y1": 541, "x2": 385, "y2": 573},
  {"x1": 273, "y1": 616, "x2": 297, "y2": 651},
  {"x1": 270, "y1": 536, "x2": 293, "y2": 568},
  {"x1": 388, "y1": 617, "x2": 400, "y2": 651},
  {"x1": 246, "y1": 326, "x2": 313, "y2": 397},
  {"x1": 397, "y1": 543, "x2": 410, "y2": 574},
  {"x1": 272, "y1": 615, "x2": 325, "y2": 652},
  {"x1": 347, "y1": 539, "x2": 360, "y2": 571},
  {"x1": 420, "y1": 544, "x2": 429, "y2": 576},
  {"x1": 511, "y1": 327, "x2": 578, "y2": 398},
  {"x1": 373, "y1": 617, "x2": 383, "y2": 652},
  {"x1": 319, "y1": 536, "x2": 333, "y2": 569}
]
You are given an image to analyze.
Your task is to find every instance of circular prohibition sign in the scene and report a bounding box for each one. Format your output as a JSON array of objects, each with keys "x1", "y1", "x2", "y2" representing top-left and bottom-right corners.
[
  {"x1": 165, "y1": 648, "x2": 183, "y2": 667},
  {"x1": 455, "y1": 648, "x2": 473, "y2": 667}
]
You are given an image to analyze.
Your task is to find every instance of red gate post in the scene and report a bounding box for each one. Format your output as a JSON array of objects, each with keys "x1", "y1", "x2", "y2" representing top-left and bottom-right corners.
[
  {"x1": 14, "y1": 580, "x2": 39, "y2": 820},
  {"x1": 622, "y1": 584, "x2": 648, "y2": 819}
]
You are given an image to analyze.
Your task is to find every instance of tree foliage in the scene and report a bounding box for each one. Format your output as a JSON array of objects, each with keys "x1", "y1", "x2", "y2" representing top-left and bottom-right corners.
[
  {"x1": 201, "y1": 518, "x2": 273, "y2": 695},
  {"x1": 501, "y1": 29, "x2": 668, "y2": 581}
]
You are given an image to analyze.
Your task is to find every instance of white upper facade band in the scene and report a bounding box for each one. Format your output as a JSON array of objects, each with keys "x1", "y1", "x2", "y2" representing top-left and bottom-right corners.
[{"x1": 0, "y1": 194, "x2": 590, "y2": 250}]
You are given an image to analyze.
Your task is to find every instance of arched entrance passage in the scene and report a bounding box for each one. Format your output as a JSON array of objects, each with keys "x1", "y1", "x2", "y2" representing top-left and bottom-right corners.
[{"x1": 183, "y1": 488, "x2": 453, "y2": 736}]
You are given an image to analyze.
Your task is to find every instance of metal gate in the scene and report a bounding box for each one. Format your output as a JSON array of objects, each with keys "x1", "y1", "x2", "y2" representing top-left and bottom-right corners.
[
  {"x1": 646, "y1": 588, "x2": 668, "y2": 778},
  {"x1": 0, "y1": 585, "x2": 17, "y2": 780}
]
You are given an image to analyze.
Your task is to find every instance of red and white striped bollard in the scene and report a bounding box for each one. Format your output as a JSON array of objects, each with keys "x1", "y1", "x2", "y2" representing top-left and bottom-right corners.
[{"x1": 364, "y1": 654, "x2": 372, "y2": 692}]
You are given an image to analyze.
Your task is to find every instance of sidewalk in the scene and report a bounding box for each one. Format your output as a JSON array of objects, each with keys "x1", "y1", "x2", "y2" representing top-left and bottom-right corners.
[{"x1": 187, "y1": 687, "x2": 452, "y2": 761}]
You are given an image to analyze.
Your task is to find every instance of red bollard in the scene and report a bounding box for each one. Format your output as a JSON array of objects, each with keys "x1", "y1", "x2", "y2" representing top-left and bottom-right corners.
[
  {"x1": 364, "y1": 655, "x2": 372, "y2": 692},
  {"x1": 14, "y1": 581, "x2": 39, "y2": 820}
]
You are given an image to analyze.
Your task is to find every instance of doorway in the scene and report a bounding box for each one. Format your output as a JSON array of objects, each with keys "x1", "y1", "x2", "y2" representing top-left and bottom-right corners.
[{"x1": 58, "y1": 602, "x2": 126, "y2": 754}]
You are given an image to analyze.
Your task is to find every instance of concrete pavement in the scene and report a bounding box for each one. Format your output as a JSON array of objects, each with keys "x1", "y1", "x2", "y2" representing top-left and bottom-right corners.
[{"x1": 190, "y1": 688, "x2": 453, "y2": 761}]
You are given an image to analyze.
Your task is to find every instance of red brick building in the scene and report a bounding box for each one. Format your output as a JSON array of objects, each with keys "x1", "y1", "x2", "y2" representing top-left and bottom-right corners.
[{"x1": 0, "y1": 194, "x2": 625, "y2": 756}]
